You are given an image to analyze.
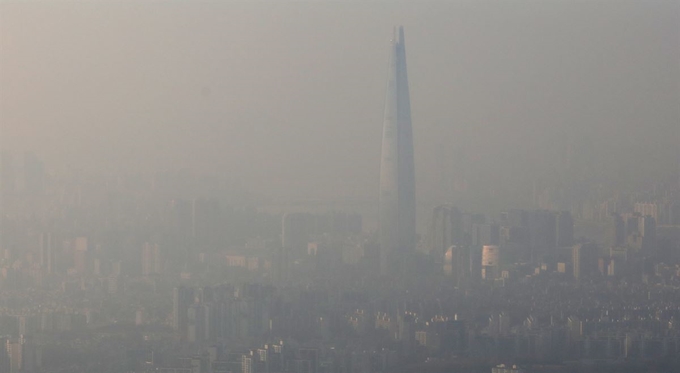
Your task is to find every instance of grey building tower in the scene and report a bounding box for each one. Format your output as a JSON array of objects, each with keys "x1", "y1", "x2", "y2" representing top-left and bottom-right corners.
[{"x1": 379, "y1": 27, "x2": 416, "y2": 275}]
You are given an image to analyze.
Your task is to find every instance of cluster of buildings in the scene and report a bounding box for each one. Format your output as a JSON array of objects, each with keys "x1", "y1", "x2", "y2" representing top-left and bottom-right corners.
[
  {"x1": 172, "y1": 284, "x2": 271, "y2": 344},
  {"x1": 153, "y1": 342, "x2": 400, "y2": 373},
  {"x1": 432, "y1": 207, "x2": 576, "y2": 285},
  {"x1": 0, "y1": 26, "x2": 679, "y2": 373}
]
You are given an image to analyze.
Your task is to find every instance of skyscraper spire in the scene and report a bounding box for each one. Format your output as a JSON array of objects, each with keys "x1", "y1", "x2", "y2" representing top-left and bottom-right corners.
[{"x1": 379, "y1": 26, "x2": 416, "y2": 275}]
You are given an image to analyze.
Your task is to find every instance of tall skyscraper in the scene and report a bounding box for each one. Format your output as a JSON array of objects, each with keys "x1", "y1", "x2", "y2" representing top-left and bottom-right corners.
[
  {"x1": 39, "y1": 232, "x2": 54, "y2": 275},
  {"x1": 73, "y1": 236, "x2": 89, "y2": 274},
  {"x1": 173, "y1": 286, "x2": 194, "y2": 339},
  {"x1": 379, "y1": 27, "x2": 416, "y2": 275}
]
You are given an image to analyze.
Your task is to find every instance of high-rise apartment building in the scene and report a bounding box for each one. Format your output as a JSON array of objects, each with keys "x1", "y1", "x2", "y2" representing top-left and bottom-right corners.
[
  {"x1": 173, "y1": 286, "x2": 194, "y2": 339},
  {"x1": 634, "y1": 203, "x2": 659, "y2": 223},
  {"x1": 556, "y1": 211, "x2": 574, "y2": 247},
  {"x1": 141, "y1": 242, "x2": 162, "y2": 276},
  {"x1": 73, "y1": 236, "x2": 89, "y2": 274}
]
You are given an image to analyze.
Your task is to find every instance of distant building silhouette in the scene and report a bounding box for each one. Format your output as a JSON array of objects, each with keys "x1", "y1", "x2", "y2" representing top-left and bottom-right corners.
[
  {"x1": 173, "y1": 286, "x2": 194, "y2": 340},
  {"x1": 572, "y1": 242, "x2": 598, "y2": 281},
  {"x1": 141, "y1": 242, "x2": 162, "y2": 276},
  {"x1": 192, "y1": 198, "x2": 222, "y2": 251},
  {"x1": 556, "y1": 211, "x2": 574, "y2": 247},
  {"x1": 39, "y1": 232, "x2": 54, "y2": 275},
  {"x1": 379, "y1": 27, "x2": 416, "y2": 275},
  {"x1": 0, "y1": 151, "x2": 15, "y2": 196},
  {"x1": 22, "y1": 152, "x2": 45, "y2": 195},
  {"x1": 429, "y1": 205, "x2": 464, "y2": 256},
  {"x1": 444, "y1": 245, "x2": 471, "y2": 287}
]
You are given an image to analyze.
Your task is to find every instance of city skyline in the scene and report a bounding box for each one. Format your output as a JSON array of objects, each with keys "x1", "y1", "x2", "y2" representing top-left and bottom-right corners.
[
  {"x1": 0, "y1": 3, "x2": 679, "y2": 371},
  {"x1": 1, "y1": 1, "x2": 677, "y2": 210}
]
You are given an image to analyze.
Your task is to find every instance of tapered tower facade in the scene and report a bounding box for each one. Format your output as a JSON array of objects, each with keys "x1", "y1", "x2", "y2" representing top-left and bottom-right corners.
[{"x1": 379, "y1": 27, "x2": 416, "y2": 275}]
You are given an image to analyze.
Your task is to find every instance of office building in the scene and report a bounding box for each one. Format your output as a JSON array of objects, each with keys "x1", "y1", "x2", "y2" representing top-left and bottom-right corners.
[
  {"x1": 472, "y1": 223, "x2": 501, "y2": 247},
  {"x1": 572, "y1": 243, "x2": 599, "y2": 280},
  {"x1": 481, "y1": 245, "x2": 500, "y2": 280},
  {"x1": 429, "y1": 205, "x2": 463, "y2": 256},
  {"x1": 444, "y1": 245, "x2": 471, "y2": 287},
  {"x1": 39, "y1": 232, "x2": 54, "y2": 275}
]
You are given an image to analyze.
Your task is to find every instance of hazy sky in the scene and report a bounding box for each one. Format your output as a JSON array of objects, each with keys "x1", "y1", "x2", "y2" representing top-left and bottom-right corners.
[{"x1": 1, "y1": 1, "x2": 678, "y2": 208}]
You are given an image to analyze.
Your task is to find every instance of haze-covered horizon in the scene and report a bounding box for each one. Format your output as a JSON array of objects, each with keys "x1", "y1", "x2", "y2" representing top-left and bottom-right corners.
[
  {"x1": 3, "y1": 3, "x2": 680, "y2": 371},
  {"x1": 2, "y1": 0, "x2": 679, "y2": 212}
]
